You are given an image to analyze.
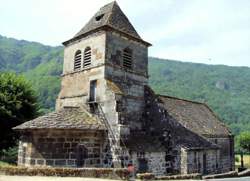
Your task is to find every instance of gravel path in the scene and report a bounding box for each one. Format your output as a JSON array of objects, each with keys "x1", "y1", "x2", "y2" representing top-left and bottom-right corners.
[{"x1": 0, "y1": 175, "x2": 122, "y2": 181}]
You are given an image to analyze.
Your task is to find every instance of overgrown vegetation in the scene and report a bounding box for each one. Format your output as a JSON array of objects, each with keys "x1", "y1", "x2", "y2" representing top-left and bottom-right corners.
[
  {"x1": 0, "y1": 146, "x2": 18, "y2": 164},
  {"x1": 0, "y1": 72, "x2": 39, "y2": 151},
  {"x1": 1, "y1": 34, "x2": 250, "y2": 141},
  {"x1": 0, "y1": 72, "x2": 39, "y2": 163},
  {"x1": 238, "y1": 132, "x2": 250, "y2": 151}
]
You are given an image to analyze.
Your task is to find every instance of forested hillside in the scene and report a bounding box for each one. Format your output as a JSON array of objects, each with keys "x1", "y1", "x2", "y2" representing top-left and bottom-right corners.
[{"x1": 1, "y1": 34, "x2": 250, "y2": 135}]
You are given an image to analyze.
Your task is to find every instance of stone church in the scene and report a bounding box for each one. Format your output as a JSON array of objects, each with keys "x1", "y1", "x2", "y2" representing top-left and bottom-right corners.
[{"x1": 14, "y1": 1, "x2": 234, "y2": 175}]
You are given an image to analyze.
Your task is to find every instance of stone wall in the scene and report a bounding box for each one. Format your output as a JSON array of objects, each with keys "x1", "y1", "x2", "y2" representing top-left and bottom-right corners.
[
  {"x1": 131, "y1": 151, "x2": 166, "y2": 176},
  {"x1": 17, "y1": 129, "x2": 108, "y2": 168},
  {"x1": 63, "y1": 31, "x2": 106, "y2": 74},
  {"x1": 56, "y1": 31, "x2": 107, "y2": 110},
  {"x1": 105, "y1": 31, "x2": 148, "y2": 77},
  {"x1": 185, "y1": 149, "x2": 220, "y2": 175},
  {"x1": 104, "y1": 31, "x2": 148, "y2": 131},
  {"x1": 56, "y1": 67, "x2": 105, "y2": 110},
  {"x1": 207, "y1": 136, "x2": 235, "y2": 172}
]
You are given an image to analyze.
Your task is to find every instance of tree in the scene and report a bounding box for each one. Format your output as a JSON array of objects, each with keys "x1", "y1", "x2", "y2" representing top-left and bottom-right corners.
[
  {"x1": 0, "y1": 72, "x2": 39, "y2": 150},
  {"x1": 237, "y1": 131, "x2": 250, "y2": 153}
]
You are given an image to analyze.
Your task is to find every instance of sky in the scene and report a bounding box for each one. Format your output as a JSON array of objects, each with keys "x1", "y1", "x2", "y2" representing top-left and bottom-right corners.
[{"x1": 0, "y1": 0, "x2": 250, "y2": 67}]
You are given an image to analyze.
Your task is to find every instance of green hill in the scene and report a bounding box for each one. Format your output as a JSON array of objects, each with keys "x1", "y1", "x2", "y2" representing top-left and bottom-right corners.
[{"x1": 1, "y1": 34, "x2": 250, "y2": 135}]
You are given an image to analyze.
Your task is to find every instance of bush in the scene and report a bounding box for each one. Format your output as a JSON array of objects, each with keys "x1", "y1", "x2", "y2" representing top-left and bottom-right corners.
[
  {"x1": 0, "y1": 146, "x2": 18, "y2": 164},
  {"x1": 0, "y1": 166, "x2": 129, "y2": 179},
  {"x1": 235, "y1": 155, "x2": 240, "y2": 162}
]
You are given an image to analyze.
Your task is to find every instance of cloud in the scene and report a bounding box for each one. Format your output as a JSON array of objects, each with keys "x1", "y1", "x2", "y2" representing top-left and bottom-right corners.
[
  {"x1": 143, "y1": 0, "x2": 250, "y2": 66},
  {"x1": 0, "y1": 0, "x2": 249, "y2": 66}
]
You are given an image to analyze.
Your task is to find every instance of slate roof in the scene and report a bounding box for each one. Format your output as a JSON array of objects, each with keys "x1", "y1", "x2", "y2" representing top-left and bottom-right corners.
[
  {"x1": 63, "y1": 1, "x2": 151, "y2": 46},
  {"x1": 13, "y1": 107, "x2": 106, "y2": 130},
  {"x1": 158, "y1": 95, "x2": 231, "y2": 136},
  {"x1": 162, "y1": 115, "x2": 218, "y2": 150},
  {"x1": 142, "y1": 85, "x2": 218, "y2": 150}
]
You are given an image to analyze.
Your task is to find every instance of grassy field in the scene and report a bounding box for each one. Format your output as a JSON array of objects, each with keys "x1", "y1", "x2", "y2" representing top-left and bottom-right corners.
[{"x1": 235, "y1": 154, "x2": 250, "y2": 168}]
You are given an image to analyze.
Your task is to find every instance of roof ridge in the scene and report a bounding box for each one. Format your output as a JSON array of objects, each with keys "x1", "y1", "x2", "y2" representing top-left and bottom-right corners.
[
  {"x1": 158, "y1": 94, "x2": 205, "y2": 105},
  {"x1": 104, "y1": 1, "x2": 115, "y2": 25}
]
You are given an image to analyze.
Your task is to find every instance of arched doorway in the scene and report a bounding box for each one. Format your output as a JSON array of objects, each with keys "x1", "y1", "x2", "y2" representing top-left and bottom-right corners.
[{"x1": 76, "y1": 144, "x2": 88, "y2": 167}]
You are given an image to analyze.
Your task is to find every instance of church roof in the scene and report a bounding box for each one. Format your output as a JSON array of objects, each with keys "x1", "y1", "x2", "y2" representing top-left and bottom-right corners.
[
  {"x1": 63, "y1": 1, "x2": 151, "y2": 46},
  {"x1": 158, "y1": 95, "x2": 232, "y2": 137},
  {"x1": 13, "y1": 107, "x2": 106, "y2": 130},
  {"x1": 142, "y1": 86, "x2": 219, "y2": 150}
]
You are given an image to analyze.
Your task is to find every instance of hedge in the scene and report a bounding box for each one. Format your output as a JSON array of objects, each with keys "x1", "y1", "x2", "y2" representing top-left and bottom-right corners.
[{"x1": 0, "y1": 165, "x2": 129, "y2": 179}]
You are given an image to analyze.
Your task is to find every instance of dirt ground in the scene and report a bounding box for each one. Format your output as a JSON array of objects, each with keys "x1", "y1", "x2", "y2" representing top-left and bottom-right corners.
[{"x1": 0, "y1": 175, "x2": 122, "y2": 181}]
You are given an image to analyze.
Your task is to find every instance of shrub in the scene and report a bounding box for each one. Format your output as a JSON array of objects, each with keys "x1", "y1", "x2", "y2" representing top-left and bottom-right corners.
[
  {"x1": 0, "y1": 166, "x2": 129, "y2": 179},
  {"x1": 0, "y1": 146, "x2": 18, "y2": 164},
  {"x1": 235, "y1": 155, "x2": 240, "y2": 162}
]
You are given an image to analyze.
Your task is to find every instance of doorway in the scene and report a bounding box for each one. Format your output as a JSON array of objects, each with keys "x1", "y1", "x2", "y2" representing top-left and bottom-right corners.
[
  {"x1": 203, "y1": 153, "x2": 207, "y2": 174},
  {"x1": 76, "y1": 144, "x2": 88, "y2": 167},
  {"x1": 89, "y1": 80, "x2": 97, "y2": 102},
  {"x1": 138, "y1": 158, "x2": 148, "y2": 173}
]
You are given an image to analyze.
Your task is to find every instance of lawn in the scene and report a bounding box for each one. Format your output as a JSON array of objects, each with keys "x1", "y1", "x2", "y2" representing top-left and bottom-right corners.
[{"x1": 235, "y1": 154, "x2": 250, "y2": 168}]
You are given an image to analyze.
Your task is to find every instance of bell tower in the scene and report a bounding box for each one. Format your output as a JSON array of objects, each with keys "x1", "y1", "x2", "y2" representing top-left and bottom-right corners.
[{"x1": 56, "y1": 1, "x2": 151, "y2": 134}]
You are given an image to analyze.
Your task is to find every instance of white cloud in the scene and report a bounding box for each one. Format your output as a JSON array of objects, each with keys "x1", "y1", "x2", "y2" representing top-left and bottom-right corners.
[{"x1": 0, "y1": 0, "x2": 249, "y2": 66}]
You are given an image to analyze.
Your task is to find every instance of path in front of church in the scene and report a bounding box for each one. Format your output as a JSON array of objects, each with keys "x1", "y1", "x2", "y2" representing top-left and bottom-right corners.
[{"x1": 1, "y1": 175, "x2": 250, "y2": 181}]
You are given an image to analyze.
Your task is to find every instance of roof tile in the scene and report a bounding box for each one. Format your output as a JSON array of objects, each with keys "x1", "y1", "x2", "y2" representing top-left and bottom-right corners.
[{"x1": 13, "y1": 107, "x2": 106, "y2": 130}]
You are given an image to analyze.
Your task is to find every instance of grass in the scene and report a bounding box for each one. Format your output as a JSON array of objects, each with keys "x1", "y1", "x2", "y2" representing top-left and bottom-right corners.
[
  {"x1": 235, "y1": 154, "x2": 250, "y2": 168},
  {"x1": 0, "y1": 161, "x2": 11, "y2": 167}
]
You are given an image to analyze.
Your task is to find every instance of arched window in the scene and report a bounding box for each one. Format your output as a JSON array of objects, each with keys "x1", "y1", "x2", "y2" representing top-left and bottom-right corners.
[
  {"x1": 83, "y1": 47, "x2": 91, "y2": 67},
  {"x1": 74, "y1": 50, "x2": 82, "y2": 70},
  {"x1": 123, "y1": 48, "x2": 132, "y2": 69}
]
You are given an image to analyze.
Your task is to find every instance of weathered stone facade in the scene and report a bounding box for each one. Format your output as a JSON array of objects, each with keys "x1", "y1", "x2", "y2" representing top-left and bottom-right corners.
[
  {"x1": 18, "y1": 130, "x2": 107, "y2": 167},
  {"x1": 14, "y1": 1, "x2": 234, "y2": 176}
]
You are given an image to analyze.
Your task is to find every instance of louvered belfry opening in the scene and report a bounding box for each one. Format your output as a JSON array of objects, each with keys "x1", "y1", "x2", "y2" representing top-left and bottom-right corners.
[
  {"x1": 74, "y1": 50, "x2": 82, "y2": 70},
  {"x1": 83, "y1": 47, "x2": 91, "y2": 67},
  {"x1": 123, "y1": 48, "x2": 132, "y2": 69}
]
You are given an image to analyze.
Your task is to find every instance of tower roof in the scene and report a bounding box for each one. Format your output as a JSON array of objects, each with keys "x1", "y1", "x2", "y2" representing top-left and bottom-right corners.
[{"x1": 63, "y1": 1, "x2": 151, "y2": 46}]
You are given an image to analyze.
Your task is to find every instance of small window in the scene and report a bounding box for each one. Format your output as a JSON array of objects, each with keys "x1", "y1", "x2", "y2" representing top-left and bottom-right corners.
[
  {"x1": 89, "y1": 80, "x2": 97, "y2": 102},
  {"x1": 74, "y1": 50, "x2": 82, "y2": 70},
  {"x1": 83, "y1": 47, "x2": 91, "y2": 67},
  {"x1": 95, "y1": 14, "x2": 104, "y2": 21},
  {"x1": 123, "y1": 48, "x2": 132, "y2": 69}
]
